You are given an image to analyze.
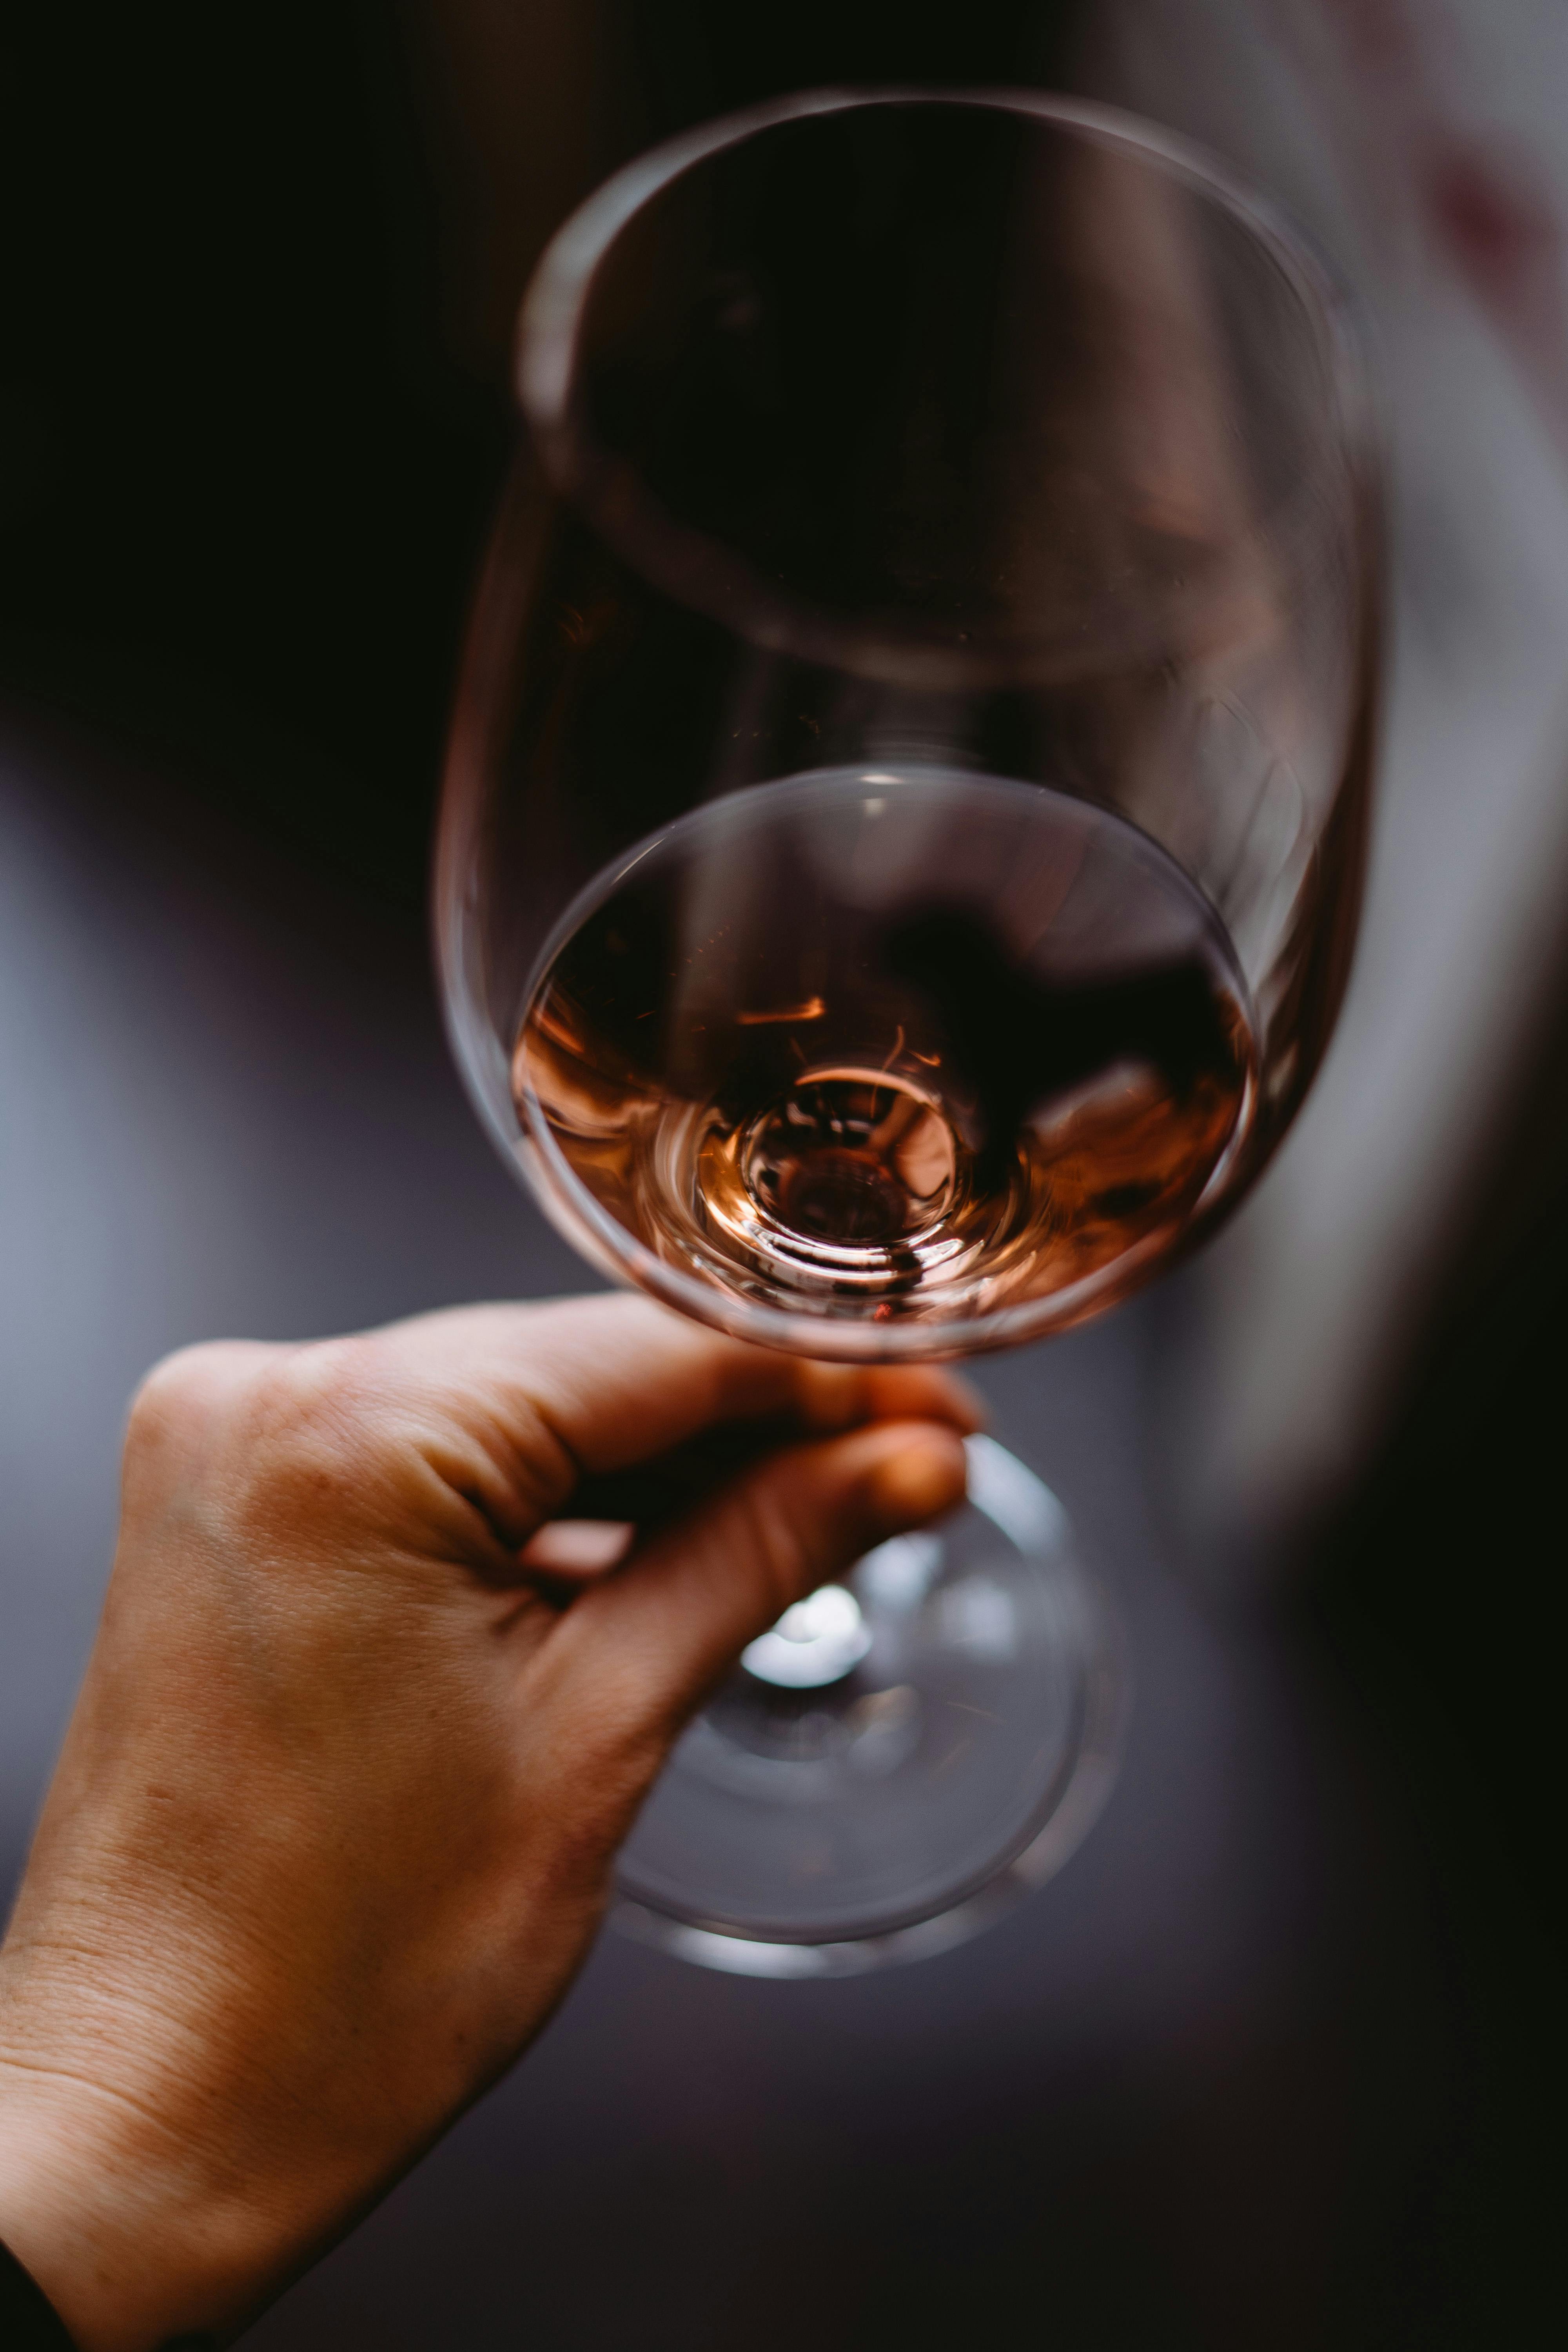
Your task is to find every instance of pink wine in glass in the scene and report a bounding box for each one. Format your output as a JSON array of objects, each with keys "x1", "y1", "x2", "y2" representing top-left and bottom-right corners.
[{"x1": 513, "y1": 768, "x2": 1257, "y2": 1338}]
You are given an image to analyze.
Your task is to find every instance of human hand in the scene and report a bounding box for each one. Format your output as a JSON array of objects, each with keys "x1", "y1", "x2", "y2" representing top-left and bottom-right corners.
[{"x1": 0, "y1": 1296, "x2": 976, "y2": 2350}]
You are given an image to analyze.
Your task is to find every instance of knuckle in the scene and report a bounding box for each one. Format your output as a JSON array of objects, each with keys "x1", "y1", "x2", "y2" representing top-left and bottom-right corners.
[
  {"x1": 126, "y1": 1334, "x2": 403, "y2": 1529},
  {"x1": 123, "y1": 1340, "x2": 294, "y2": 1531},
  {"x1": 126, "y1": 1339, "x2": 269, "y2": 1452},
  {"x1": 231, "y1": 1338, "x2": 394, "y2": 1504},
  {"x1": 735, "y1": 1464, "x2": 817, "y2": 1614},
  {"x1": 254, "y1": 1334, "x2": 373, "y2": 1434}
]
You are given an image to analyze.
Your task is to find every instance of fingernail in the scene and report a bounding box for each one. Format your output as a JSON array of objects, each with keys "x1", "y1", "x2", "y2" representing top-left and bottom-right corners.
[{"x1": 866, "y1": 1426, "x2": 968, "y2": 1528}]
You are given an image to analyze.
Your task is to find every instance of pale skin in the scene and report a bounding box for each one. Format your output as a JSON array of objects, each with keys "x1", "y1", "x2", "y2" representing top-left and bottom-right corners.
[{"x1": 0, "y1": 1295, "x2": 976, "y2": 2350}]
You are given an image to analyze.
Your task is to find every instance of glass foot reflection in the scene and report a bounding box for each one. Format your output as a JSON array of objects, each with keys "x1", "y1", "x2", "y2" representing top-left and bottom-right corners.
[{"x1": 612, "y1": 1437, "x2": 1126, "y2": 1975}]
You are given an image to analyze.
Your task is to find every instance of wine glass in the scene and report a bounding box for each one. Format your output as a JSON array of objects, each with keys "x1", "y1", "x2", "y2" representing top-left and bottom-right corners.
[{"x1": 436, "y1": 91, "x2": 1379, "y2": 1973}]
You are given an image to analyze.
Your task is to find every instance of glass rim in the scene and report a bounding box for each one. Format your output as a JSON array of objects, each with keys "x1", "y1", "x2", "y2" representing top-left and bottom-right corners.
[{"x1": 515, "y1": 85, "x2": 1378, "y2": 689}]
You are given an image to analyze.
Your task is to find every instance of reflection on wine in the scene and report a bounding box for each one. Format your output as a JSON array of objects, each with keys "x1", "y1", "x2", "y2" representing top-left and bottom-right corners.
[{"x1": 514, "y1": 769, "x2": 1257, "y2": 1335}]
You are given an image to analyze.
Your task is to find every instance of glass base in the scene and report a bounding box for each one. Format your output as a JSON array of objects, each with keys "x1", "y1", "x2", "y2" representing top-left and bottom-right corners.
[{"x1": 612, "y1": 1437, "x2": 1127, "y2": 1975}]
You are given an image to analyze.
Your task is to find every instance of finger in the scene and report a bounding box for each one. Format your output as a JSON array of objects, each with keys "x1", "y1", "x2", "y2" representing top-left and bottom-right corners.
[
  {"x1": 517, "y1": 1520, "x2": 634, "y2": 1606},
  {"x1": 543, "y1": 1418, "x2": 969, "y2": 1745},
  {"x1": 368, "y1": 1295, "x2": 982, "y2": 1530},
  {"x1": 519, "y1": 1521, "x2": 635, "y2": 1578},
  {"x1": 394, "y1": 1295, "x2": 982, "y2": 1462}
]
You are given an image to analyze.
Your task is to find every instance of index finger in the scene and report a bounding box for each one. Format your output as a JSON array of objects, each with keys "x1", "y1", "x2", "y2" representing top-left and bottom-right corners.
[{"x1": 373, "y1": 1294, "x2": 982, "y2": 1486}]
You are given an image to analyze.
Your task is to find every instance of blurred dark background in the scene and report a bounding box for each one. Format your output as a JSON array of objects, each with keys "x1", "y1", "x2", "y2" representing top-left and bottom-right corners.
[
  {"x1": 2, "y1": 4, "x2": 1564, "y2": 2345},
  {"x1": 0, "y1": 3, "x2": 1074, "y2": 912}
]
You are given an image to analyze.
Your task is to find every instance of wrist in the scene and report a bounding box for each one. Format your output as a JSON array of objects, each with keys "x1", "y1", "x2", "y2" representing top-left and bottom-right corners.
[
  {"x1": 0, "y1": 2053, "x2": 241, "y2": 2352},
  {"x1": 0, "y1": 1929, "x2": 317, "y2": 2352}
]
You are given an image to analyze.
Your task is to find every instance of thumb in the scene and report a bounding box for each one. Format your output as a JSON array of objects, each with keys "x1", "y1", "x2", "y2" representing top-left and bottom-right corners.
[{"x1": 547, "y1": 1418, "x2": 968, "y2": 1748}]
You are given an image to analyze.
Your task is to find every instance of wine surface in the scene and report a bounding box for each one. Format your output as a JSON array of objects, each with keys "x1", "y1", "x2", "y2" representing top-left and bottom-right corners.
[{"x1": 513, "y1": 768, "x2": 1257, "y2": 1336}]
